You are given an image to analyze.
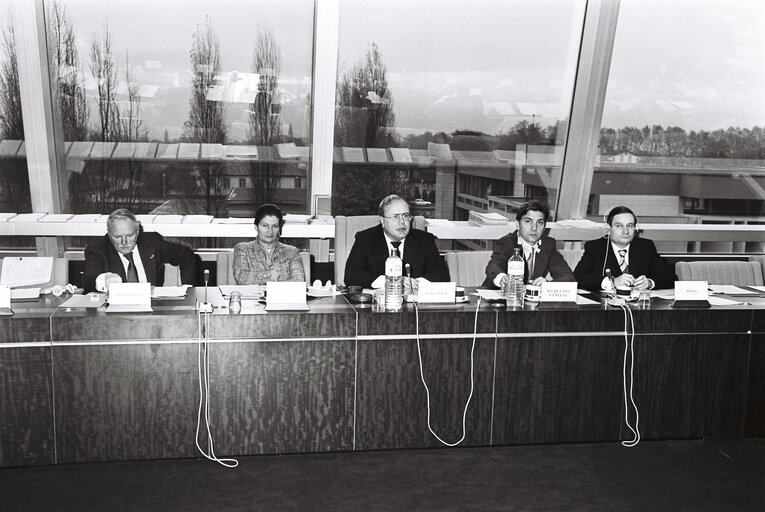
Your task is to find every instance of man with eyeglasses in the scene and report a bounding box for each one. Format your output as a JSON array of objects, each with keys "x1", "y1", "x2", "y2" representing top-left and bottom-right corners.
[
  {"x1": 344, "y1": 194, "x2": 449, "y2": 289},
  {"x1": 82, "y1": 208, "x2": 197, "y2": 293},
  {"x1": 574, "y1": 206, "x2": 675, "y2": 292},
  {"x1": 483, "y1": 200, "x2": 575, "y2": 288}
]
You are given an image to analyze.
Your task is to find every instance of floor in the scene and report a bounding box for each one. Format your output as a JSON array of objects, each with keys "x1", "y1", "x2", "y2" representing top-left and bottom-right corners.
[{"x1": 2, "y1": 437, "x2": 763, "y2": 511}]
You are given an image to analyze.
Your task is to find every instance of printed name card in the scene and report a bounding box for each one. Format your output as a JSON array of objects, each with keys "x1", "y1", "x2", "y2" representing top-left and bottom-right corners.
[
  {"x1": 675, "y1": 281, "x2": 709, "y2": 301},
  {"x1": 108, "y1": 282, "x2": 152, "y2": 305},
  {"x1": 418, "y1": 281, "x2": 456, "y2": 303},
  {"x1": 540, "y1": 282, "x2": 578, "y2": 303},
  {"x1": 266, "y1": 281, "x2": 306, "y2": 305},
  {"x1": 0, "y1": 285, "x2": 10, "y2": 308}
]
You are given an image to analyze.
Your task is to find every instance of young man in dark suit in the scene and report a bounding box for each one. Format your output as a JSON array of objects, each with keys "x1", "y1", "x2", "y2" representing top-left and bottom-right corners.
[
  {"x1": 574, "y1": 206, "x2": 676, "y2": 292},
  {"x1": 483, "y1": 200, "x2": 575, "y2": 288},
  {"x1": 82, "y1": 208, "x2": 197, "y2": 293},
  {"x1": 344, "y1": 195, "x2": 449, "y2": 288}
]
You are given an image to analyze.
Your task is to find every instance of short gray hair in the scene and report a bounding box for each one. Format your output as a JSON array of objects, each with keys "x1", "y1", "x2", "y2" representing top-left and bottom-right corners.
[
  {"x1": 107, "y1": 208, "x2": 138, "y2": 226},
  {"x1": 378, "y1": 194, "x2": 407, "y2": 217}
]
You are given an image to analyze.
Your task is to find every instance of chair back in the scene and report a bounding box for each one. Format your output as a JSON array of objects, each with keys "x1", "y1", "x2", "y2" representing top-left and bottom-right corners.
[
  {"x1": 675, "y1": 260, "x2": 764, "y2": 286},
  {"x1": 444, "y1": 251, "x2": 492, "y2": 287},
  {"x1": 334, "y1": 215, "x2": 380, "y2": 285}
]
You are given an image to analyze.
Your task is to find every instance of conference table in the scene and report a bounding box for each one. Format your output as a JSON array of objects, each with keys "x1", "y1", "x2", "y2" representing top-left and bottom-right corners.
[{"x1": 1, "y1": 287, "x2": 763, "y2": 468}]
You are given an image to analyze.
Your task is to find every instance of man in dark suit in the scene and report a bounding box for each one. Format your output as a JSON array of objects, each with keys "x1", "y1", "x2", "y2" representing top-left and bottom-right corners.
[
  {"x1": 483, "y1": 200, "x2": 575, "y2": 288},
  {"x1": 344, "y1": 194, "x2": 449, "y2": 288},
  {"x1": 82, "y1": 208, "x2": 197, "y2": 293},
  {"x1": 574, "y1": 206, "x2": 676, "y2": 292}
]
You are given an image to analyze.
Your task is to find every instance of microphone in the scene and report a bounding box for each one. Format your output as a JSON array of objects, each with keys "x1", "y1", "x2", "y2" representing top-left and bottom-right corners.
[
  {"x1": 199, "y1": 269, "x2": 213, "y2": 313},
  {"x1": 405, "y1": 263, "x2": 412, "y2": 295}
]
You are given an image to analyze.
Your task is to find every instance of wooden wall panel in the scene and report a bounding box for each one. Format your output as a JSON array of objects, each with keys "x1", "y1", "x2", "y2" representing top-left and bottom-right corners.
[
  {"x1": 0, "y1": 346, "x2": 54, "y2": 467},
  {"x1": 0, "y1": 316, "x2": 51, "y2": 343},
  {"x1": 493, "y1": 336, "x2": 624, "y2": 445},
  {"x1": 52, "y1": 312, "x2": 198, "y2": 342},
  {"x1": 53, "y1": 343, "x2": 199, "y2": 463},
  {"x1": 745, "y1": 333, "x2": 765, "y2": 436},
  {"x1": 206, "y1": 310, "x2": 357, "y2": 340},
  {"x1": 356, "y1": 306, "x2": 497, "y2": 336},
  {"x1": 355, "y1": 336, "x2": 495, "y2": 450},
  {"x1": 206, "y1": 339, "x2": 355, "y2": 454},
  {"x1": 632, "y1": 334, "x2": 750, "y2": 439}
]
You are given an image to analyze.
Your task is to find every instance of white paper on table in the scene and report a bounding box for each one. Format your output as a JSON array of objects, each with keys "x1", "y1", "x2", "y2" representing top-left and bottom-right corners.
[
  {"x1": 749, "y1": 286, "x2": 765, "y2": 293},
  {"x1": 151, "y1": 285, "x2": 189, "y2": 298},
  {"x1": 708, "y1": 284, "x2": 758, "y2": 295},
  {"x1": 473, "y1": 289, "x2": 504, "y2": 300},
  {"x1": 219, "y1": 285, "x2": 263, "y2": 298},
  {"x1": 651, "y1": 289, "x2": 675, "y2": 300},
  {"x1": 708, "y1": 296, "x2": 750, "y2": 306},
  {"x1": 0, "y1": 257, "x2": 53, "y2": 287},
  {"x1": 576, "y1": 294, "x2": 600, "y2": 305},
  {"x1": 11, "y1": 287, "x2": 40, "y2": 300},
  {"x1": 60, "y1": 293, "x2": 106, "y2": 308}
]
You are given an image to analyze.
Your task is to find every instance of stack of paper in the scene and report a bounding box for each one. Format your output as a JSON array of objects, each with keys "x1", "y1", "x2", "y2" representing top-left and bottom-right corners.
[{"x1": 468, "y1": 211, "x2": 508, "y2": 226}]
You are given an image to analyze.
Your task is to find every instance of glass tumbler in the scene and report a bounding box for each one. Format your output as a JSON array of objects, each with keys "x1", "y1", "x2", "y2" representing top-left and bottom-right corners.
[{"x1": 229, "y1": 291, "x2": 242, "y2": 314}]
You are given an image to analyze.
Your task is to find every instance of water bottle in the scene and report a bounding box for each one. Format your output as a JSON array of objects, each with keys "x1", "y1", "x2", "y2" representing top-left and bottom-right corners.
[
  {"x1": 505, "y1": 247, "x2": 525, "y2": 307},
  {"x1": 385, "y1": 249, "x2": 403, "y2": 312}
]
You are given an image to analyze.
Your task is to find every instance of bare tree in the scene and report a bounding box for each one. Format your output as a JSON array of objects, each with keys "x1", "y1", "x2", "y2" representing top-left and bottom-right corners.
[
  {"x1": 184, "y1": 16, "x2": 227, "y2": 218},
  {"x1": 0, "y1": 11, "x2": 31, "y2": 212},
  {"x1": 47, "y1": 0, "x2": 88, "y2": 141},
  {"x1": 248, "y1": 22, "x2": 284, "y2": 205},
  {"x1": 335, "y1": 42, "x2": 395, "y2": 148}
]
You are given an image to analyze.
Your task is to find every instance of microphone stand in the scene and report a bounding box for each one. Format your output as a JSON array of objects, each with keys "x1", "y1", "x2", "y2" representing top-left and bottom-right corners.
[{"x1": 198, "y1": 269, "x2": 213, "y2": 313}]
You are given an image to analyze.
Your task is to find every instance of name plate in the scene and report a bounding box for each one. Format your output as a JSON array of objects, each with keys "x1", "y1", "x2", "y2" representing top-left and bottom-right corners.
[
  {"x1": 0, "y1": 285, "x2": 10, "y2": 308},
  {"x1": 266, "y1": 281, "x2": 307, "y2": 306},
  {"x1": 675, "y1": 281, "x2": 709, "y2": 301},
  {"x1": 109, "y1": 282, "x2": 152, "y2": 305},
  {"x1": 540, "y1": 282, "x2": 578, "y2": 303},
  {"x1": 418, "y1": 281, "x2": 456, "y2": 303}
]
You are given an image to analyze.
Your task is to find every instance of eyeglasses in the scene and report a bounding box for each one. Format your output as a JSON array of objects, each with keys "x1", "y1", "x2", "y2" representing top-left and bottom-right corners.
[
  {"x1": 108, "y1": 230, "x2": 138, "y2": 244},
  {"x1": 382, "y1": 213, "x2": 412, "y2": 223}
]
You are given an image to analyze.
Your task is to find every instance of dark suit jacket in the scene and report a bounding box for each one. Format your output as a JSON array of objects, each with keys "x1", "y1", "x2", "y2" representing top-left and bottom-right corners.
[
  {"x1": 82, "y1": 231, "x2": 197, "y2": 293},
  {"x1": 574, "y1": 236, "x2": 676, "y2": 292},
  {"x1": 482, "y1": 232, "x2": 575, "y2": 288},
  {"x1": 344, "y1": 225, "x2": 450, "y2": 288}
]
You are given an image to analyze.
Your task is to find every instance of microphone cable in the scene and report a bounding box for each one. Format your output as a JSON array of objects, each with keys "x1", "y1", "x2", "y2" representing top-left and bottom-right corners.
[
  {"x1": 413, "y1": 296, "x2": 481, "y2": 446},
  {"x1": 617, "y1": 302, "x2": 640, "y2": 447},
  {"x1": 195, "y1": 306, "x2": 238, "y2": 467}
]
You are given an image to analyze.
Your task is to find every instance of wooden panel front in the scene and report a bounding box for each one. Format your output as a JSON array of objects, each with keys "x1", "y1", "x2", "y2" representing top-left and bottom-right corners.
[
  {"x1": 493, "y1": 335, "x2": 624, "y2": 445},
  {"x1": 207, "y1": 339, "x2": 355, "y2": 455},
  {"x1": 745, "y1": 333, "x2": 765, "y2": 436},
  {"x1": 53, "y1": 343, "x2": 199, "y2": 463},
  {"x1": 355, "y1": 335, "x2": 495, "y2": 450},
  {"x1": 633, "y1": 333, "x2": 750, "y2": 439},
  {"x1": 0, "y1": 346, "x2": 54, "y2": 467}
]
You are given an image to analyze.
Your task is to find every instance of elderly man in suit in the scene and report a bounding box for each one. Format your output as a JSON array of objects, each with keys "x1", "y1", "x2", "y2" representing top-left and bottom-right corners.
[
  {"x1": 344, "y1": 194, "x2": 450, "y2": 288},
  {"x1": 483, "y1": 200, "x2": 575, "y2": 288},
  {"x1": 82, "y1": 208, "x2": 197, "y2": 293},
  {"x1": 574, "y1": 206, "x2": 676, "y2": 292}
]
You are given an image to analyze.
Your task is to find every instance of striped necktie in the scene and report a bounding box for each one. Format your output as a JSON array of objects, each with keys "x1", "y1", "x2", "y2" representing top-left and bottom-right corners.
[{"x1": 618, "y1": 249, "x2": 628, "y2": 273}]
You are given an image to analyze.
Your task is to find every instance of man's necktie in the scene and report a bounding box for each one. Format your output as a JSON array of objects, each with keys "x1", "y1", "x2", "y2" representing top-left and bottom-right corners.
[
  {"x1": 391, "y1": 241, "x2": 401, "y2": 258},
  {"x1": 618, "y1": 249, "x2": 628, "y2": 273},
  {"x1": 125, "y1": 253, "x2": 139, "y2": 283}
]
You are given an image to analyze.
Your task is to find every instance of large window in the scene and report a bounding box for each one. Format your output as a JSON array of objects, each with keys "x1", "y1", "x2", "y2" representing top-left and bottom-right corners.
[
  {"x1": 333, "y1": 0, "x2": 587, "y2": 221},
  {"x1": 47, "y1": 0, "x2": 314, "y2": 225},
  {"x1": 0, "y1": 6, "x2": 33, "y2": 248},
  {"x1": 595, "y1": 0, "x2": 765, "y2": 252}
]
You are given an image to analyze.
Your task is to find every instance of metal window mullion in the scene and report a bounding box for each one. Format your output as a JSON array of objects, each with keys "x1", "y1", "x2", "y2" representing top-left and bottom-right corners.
[
  {"x1": 13, "y1": 0, "x2": 65, "y2": 255},
  {"x1": 309, "y1": 0, "x2": 339, "y2": 211},
  {"x1": 556, "y1": 0, "x2": 621, "y2": 220}
]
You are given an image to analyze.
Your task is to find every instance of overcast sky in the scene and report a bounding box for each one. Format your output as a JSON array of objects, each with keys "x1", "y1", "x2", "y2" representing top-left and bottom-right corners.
[{"x1": 37, "y1": 0, "x2": 765, "y2": 132}]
